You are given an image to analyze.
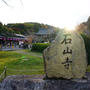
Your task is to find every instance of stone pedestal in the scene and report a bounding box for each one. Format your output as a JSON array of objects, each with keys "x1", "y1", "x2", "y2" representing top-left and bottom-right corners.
[{"x1": 0, "y1": 73, "x2": 90, "y2": 90}]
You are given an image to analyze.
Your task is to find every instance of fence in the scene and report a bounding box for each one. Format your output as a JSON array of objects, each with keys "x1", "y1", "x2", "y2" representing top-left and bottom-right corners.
[
  {"x1": 0, "y1": 66, "x2": 7, "y2": 82},
  {"x1": 0, "y1": 66, "x2": 44, "y2": 82}
]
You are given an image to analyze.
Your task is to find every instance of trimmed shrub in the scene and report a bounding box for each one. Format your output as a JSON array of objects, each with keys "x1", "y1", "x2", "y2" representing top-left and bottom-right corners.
[
  {"x1": 81, "y1": 33, "x2": 90, "y2": 65},
  {"x1": 31, "y1": 43, "x2": 50, "y2": 52}
]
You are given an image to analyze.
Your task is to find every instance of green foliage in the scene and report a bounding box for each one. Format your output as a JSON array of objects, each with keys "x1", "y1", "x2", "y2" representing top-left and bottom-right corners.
[
  {"x1": 81, "y1": 33, "x2": 90, "y2": 65},
  {"x1": 87, "y1": 65, "x2": 90, "y2": 72},
  {"x1": 7, "y1": 23, "x2": 41, "y2": 35},
  {"x1": 0, "y1": 22, "x2": 15, "y2": 37},
  {"x1": 31, "y1": 43, "x2": 50, "y2": 52}
]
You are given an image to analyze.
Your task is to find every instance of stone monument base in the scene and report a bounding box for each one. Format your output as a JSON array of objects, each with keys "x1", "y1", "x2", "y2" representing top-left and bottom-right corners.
[{"x1": 0, "y1": 73, "x2": 90, "y2": 90}]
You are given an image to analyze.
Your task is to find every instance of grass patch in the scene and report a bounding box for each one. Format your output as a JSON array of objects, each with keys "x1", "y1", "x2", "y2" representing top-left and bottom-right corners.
[{"x1": 0, "y1": 50, "x2": 44, "y2": 76}]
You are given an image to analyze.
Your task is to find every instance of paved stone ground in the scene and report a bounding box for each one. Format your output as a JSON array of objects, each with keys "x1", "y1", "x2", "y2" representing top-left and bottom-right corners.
[
  {"x1": 0, "y1": 47, "x2": 23, "y2": 51},
  {"x1": 0, "y1": 72, "x2": 90, "y2": 90}
]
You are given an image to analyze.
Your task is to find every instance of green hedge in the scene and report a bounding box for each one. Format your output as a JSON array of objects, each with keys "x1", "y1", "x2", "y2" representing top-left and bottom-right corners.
[
  {"x1": 31, "y1": 43, "x2": 50, "y2": 52},
  {"x1": 81, "y1": 33, "x2": 90, "y2": 65}
]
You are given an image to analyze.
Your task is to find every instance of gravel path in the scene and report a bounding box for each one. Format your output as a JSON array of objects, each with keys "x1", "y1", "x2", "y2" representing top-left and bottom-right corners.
[{"x1": 14, "y1": 50, "x2": 43, "y2": 58}]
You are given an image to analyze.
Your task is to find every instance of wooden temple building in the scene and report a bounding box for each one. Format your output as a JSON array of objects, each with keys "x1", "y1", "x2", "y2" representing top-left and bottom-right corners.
[{"x1": 35, "y1": 28, "x2": 55, "y2": 42}]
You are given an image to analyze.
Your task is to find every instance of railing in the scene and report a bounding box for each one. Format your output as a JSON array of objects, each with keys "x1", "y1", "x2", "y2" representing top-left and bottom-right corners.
[
  {"x1": 0, "y1": 66, "x2": 7, "y2": 82},
  {"x1": 0, "y1": 66, "x2": 44, "y2": 82}
]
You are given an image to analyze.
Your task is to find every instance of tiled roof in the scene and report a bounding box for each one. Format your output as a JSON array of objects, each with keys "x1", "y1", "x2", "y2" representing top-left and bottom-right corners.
[{"x1": 36, "y1": 28, "x2": 54, "y2": 35}]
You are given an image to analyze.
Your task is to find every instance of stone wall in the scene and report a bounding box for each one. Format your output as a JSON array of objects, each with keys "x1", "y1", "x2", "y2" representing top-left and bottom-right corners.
[{"x1": 0, "y1": 73, "x2": 90, "y2": 90}]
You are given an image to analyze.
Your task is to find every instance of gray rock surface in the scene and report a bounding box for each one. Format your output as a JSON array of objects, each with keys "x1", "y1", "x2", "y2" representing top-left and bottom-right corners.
[
  {"x1": 43, "y1": 30, "x2": 87, "y2": 79},
  {"x1": 0, "y1": 73, "x2": 90, "y2": 90}
]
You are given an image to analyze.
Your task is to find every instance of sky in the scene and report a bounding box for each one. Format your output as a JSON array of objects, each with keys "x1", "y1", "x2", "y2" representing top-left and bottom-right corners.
[{"x1": 0, "y1": 0, "x2": 90, "y2": 29}]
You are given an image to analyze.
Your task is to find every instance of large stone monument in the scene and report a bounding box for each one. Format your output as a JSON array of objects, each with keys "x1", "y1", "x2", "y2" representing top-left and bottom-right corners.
[{"x1": 43, "y1": 30, "x2": 87, "y2": 79}]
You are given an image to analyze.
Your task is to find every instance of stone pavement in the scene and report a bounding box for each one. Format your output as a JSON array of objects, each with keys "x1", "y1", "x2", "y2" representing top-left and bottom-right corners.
[{"x1": 0, "y1": 47, "x2": 23, "y2": 51}]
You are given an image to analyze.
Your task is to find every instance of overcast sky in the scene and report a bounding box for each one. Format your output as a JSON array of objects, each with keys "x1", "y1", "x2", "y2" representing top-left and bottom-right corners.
[{"x1": 0, "y1": 0, "x2": 90, "y2": 29}]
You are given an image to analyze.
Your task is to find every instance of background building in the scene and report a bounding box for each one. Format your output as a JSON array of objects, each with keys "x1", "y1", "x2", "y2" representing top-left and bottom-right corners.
[{"x1": 35, "y1": 28, "x2": 56, "y2": 43}]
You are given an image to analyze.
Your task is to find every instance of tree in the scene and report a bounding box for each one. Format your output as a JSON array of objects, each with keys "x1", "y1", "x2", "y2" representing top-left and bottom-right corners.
[
  {"x1": 81, "y1": 33, "x2": 90, "y2": 65},
  {"x1": 2, "y1": 0, "x2": 23, "y2": 7}
]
